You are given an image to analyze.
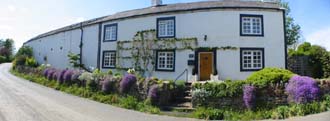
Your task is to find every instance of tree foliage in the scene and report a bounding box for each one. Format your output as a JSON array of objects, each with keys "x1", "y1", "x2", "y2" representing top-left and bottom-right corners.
[
  {"x1": 67, "y1": 52, "x2": 83, "y2": 68},
  {"x1": 0, "y1": 38, "x2": 15, "y2": 62},
  {"x1": 289, "y1": 42, "x2": 330, "y2": 78},
  {"x1": 16, "y1": 46, "x2": 33, "y2": 57}
]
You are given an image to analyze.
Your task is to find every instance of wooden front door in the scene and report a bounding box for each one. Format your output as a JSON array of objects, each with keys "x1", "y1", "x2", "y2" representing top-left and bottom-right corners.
[{"x1": 199, "y1": 52, "x2": 213, "y2": 81}]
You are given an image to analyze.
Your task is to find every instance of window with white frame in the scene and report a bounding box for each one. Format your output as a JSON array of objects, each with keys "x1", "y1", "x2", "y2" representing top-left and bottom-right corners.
[
  {"x1": 156, "y1": 50, "x2": 175, "y2": 71},
  {"x1": 104, "y1": 24, "x2": 117, "y2": 41},
  {"x1": 241, "y1": 15, "x2": 263, "y2": 36},
  {"x1": 103, "y1": 51, "x2": 116, "y2": 68},
  {"x1": 241, "y1": 49, "x2": 264, "y2": 71},
  {"x1": 157, "y1": 17, "x2": 175, "y2": 38}
]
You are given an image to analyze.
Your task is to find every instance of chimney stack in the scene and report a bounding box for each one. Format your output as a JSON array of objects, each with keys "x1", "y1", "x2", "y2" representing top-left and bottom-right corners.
[{"x1": 152, "y1": 0, "x2": 162, "y2": 6}]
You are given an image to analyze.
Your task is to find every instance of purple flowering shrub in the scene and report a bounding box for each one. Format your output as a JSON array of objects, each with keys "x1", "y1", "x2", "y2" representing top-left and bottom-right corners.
[
  {"x1": 120, "y1": 74, "x2": 137, "y2": 93},
  {"x1": 63, "y1": 70, "x2": 74, "y2": 84},
  {"x1": 57, "y1": 69, "x2": 67, "y2": 84},
  {"x1": 243, "y1": 85, "x2": 256, "y2": 109},
  {"x1": 47, "y1": 69, "x2": 56, "y2": 80},
  {"x1": 101, "y1": 76, "x2": 117, "y2": 94},
  {"x1": 43, "y1": 68, "x2": 52, "y2": 77},
  {"x1": 147, "y1": 84, "x2": 159, "y2": 104},
  {"x1": 52, "y1": 70, "x2": 61, "y2": 81},
  {"x1": 285, "y1": 75, "x2": 320, "y2": 104}
]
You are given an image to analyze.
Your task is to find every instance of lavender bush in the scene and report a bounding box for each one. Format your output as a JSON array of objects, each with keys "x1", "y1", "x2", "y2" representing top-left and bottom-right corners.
[
  {"x1": 43, "y1": 68, "x2": 52, "y2": 77},
  {"x1": 120, "y1": 74, "x2": 137, "y2": 93},
  {"x1": 47, "y1": 69, "x2": 56, "y2": 80},
  {"x1": 285, "y1": 75, "x2": 320, "y2": 104},
  {"x1": 147, "y1": 84, "x2": 159, "y2": 104},
  {"x1": 57, "y1": 69, "x2": 67, "y2": 84},
  {"x1": 102, "y1": 76, "x2": 116, "y2": 94},
  {"x1": 52, "y1": 70, "x2": 61, "y2": 81},
  {"x1": 243, "y1": 85, "x2": 256, "y2": 110},
  {"x1": 63, "y1": 70, "x2": 74, "y2": 84}
]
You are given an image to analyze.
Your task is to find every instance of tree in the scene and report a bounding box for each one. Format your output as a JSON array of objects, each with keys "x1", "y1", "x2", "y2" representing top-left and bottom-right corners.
[
  {"x1": 289, "y1": 42, "x2": 330, "y2": 78},
  {"x1": 15, "y1": 46, "x2": 33, "y2": 57},
  {"x1": 0, "y1": 38, "x2": 15, "y2": 61},
  {"x1": 281, "y1": 2, "x2": 301, "y2": 48}
]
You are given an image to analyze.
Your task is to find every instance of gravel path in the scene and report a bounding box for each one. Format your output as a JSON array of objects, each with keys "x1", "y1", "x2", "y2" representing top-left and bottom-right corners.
[{"x1": 0, "y1": 63, "x2": 198, "y2": 121}]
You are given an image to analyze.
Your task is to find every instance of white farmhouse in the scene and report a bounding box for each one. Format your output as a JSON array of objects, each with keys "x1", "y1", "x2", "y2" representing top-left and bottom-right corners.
[{"x1": 24, "y1": 0, "x2": 287, "y2": 81}]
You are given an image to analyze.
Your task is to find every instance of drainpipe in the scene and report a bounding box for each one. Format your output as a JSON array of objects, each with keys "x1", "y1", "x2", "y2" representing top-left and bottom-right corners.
[
  {"x1": 97, "y1": 23, "x2": 102, "y2": 69},
  {"x1": 79, "y1": 22, "x2": 84, "y2": 69}
]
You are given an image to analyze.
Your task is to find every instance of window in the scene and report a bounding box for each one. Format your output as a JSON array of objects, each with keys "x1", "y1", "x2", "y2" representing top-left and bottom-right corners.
[
  {"x1": 240, "y1": 14, "x2": 263, "y2": 36},
  {"x1": 104, "y1": 24, "x2": 118, "y2": 41},
  {"x1": 103, "y1": 51, "x2": 116, "y2": 68},
  {"x1": 240, "y1": 48, "x2": 264, "y2": 71},
  {"x1": 157, "y1": 17, "x2": 175, "y2": 38},
  {"x1": 156, "y1": 50, "x2": 175, "y2": 71}
]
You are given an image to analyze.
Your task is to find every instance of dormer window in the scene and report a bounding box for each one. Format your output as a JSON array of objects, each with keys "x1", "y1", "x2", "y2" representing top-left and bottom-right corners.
[
  {"x1": 240, "y1": 14, "x2": 264, "y2": 36},
  {"x1": 157, "y1": 17, "x2": 175, "y2": 38}
]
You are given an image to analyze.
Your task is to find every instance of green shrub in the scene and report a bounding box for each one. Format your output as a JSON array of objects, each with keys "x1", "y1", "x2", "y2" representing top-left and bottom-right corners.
[
  {"x1": 25, "y1": 57, "x2": 38, "y2": 67},
  {"x1": 271, "y1": 106, "x2": 290, "y2": 119},
  {"x1": 192, "y1": 89, "x2": 210, "y2": 107},
  {"x1": 247, "y1": 68, "x2": 295, "y2": 88},
  {"x1": 13, "y1": 55, "x2": 28, "y2": 68},
  {"x1": 16, "y1": 46, "x2": 33, "y2": 57},
  {"x1": 119, "y1": 96, "x2": 139, "y2": 109},
  {"x1": 288, "y1": 104, "x2": 305, "y2": 117},
  {"x1": 0, "y1": 56, "x2": 6, "y2": 63},
  {"x1": 193, "y1": 80, "x2": 246, "y2": 98},
  {"x1": 175, "y1": 80, "x2": 186, "y2": 91},
  {"x1": 92, "y1": 69, "x2": 105, "y2": 83},
  {"x1": 78, "y1": 72, "x2": 93, "y2": 87},
  {"x1": 192, "y1": 107, "x2": 224, "y2": 120}
]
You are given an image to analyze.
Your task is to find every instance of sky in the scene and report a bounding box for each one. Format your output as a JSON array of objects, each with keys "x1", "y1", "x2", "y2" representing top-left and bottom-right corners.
[{"x1": 0, "y1": 0, "x2": 329, "y2": 50}]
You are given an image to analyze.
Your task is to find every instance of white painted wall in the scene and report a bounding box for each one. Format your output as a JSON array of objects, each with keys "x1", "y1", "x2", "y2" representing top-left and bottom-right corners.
[{"x1": 26, "y1": 8, "x2": 285, "y2": 81}]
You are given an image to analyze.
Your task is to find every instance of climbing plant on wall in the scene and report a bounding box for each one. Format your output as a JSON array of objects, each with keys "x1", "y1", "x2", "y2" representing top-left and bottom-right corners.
[
  {"x1": 116, "y1": 30, "x2": 198, "y2": 76},
  {"x1": 116, "y1": 29, "x2": 238, "y2": 77}
]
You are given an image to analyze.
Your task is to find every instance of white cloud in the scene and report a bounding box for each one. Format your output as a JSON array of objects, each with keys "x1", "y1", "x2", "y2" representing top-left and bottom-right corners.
[
  {"x1": 0, "y1": 25, "x2": 14, "y2": 31},
  {"x1": 306, "y1": 27, "x2": 330, "y2": 51},
  {"x1": 7, "y1": 5, "x2": 17, "y2": 12},
  {"x1": 75, "y1": 17, "x2": 85, "y2": 23}
]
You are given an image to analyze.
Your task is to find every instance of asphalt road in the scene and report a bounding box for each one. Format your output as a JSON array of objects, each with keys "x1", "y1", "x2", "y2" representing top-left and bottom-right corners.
[{"x1": 0, "y1": 63, "x2": 198, "y2": 121}]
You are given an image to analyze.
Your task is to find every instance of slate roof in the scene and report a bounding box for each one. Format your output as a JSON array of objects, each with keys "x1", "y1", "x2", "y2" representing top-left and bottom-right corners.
[{"x1": 26, "y1": 0, "x2": 282, "y2": 43}]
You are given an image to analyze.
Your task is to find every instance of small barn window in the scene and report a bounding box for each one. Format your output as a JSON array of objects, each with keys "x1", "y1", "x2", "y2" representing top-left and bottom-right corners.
[
  {"x1": 102, "y1": 51, "x2": 116, "y2": 68},
  {"x1": 104, "y1": 24, "x2": 118, "y2": 41},
  {"x1": 240, "y1": 14, "x2": 264, "y2": 36},
  {"x1": 157, "y1": 17, "x2": 175, "y2": 38},
  {"x1": 155, "y1": 50, "x2": 175, "y2": 71},
  {"x1": 240, "y1": 48, "x2": 264, "y2": 71}
]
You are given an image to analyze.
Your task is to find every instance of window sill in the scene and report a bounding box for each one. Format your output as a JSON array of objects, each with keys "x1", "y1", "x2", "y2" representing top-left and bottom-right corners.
[
  {"x1": 102, "y1": 66, "x2": 116, "y2": 69},
  {"x1": 103, "y1": 40, "x2": 117, "y2": 42},
  {"x1": 155, "y1": 69, "x2": 175, "y2": 72},
  {"x1": 240, "y1": 68, "x2": 263, "y2": 72},
  {"x1": 157, "y1": 36, "x2": 175, "y2": 39},
  {"x1": 240, "y1": 34, "x2": 264, "y2": 37}
]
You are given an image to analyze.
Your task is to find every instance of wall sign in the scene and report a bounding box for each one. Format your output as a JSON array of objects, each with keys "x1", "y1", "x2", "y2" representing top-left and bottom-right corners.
[
  {"x1": 189, "y1": 54, "x2": 195, "y2": 59},
  {"x1": 188, "y1": 60, "x2": 195, "y2": 66}
]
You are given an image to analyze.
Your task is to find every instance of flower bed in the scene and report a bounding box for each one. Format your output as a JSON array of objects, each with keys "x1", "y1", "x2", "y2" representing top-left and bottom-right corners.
[
  {"x1": 11, "y1": 66, "x2": 330, "y2": 120},
  {"x1": 11, "y1": 65, "x2": 187, "y2": 115},
  {"x1": 191, "y1": 68, "x2": 330, "y2": 120}
]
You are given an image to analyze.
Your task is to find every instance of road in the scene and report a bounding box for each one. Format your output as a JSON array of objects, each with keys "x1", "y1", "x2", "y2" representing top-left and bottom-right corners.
[{"x1": 0, "y1": 63, "x2": 198, "y2": 121}]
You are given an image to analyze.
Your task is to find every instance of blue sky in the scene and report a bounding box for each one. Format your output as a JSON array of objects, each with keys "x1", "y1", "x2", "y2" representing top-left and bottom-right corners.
[{"x1": 0, "y1": 0, "x2": 329, "y2": 50}]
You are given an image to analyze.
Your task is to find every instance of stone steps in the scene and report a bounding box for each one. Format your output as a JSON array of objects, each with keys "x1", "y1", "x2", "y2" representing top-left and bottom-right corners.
[{"x1": 169, "y1": 82, "x2": 193, "y2": 110}]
